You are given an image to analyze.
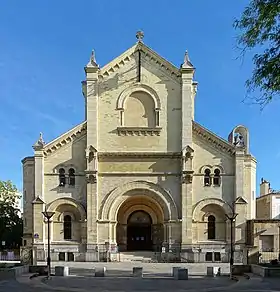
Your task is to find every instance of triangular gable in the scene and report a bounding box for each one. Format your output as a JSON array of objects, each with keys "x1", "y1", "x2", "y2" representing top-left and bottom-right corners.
[
  {"x1": 32, "y1": 196, "x2": 45, "y2": 204},
  {"x1": 98, "y1": 42, "x2": 181, "y2": 83},
  {"x1": 43, "y1": 122, "x2": 87, "y2": 157},
  {"x1": 235, "y1": 196, "x2": 248, "y2": 204},
  {"x1": 193, "y1": 121, "x2": 235, "y2": 156},
  {"x1": 99, "y1": 44, "x2": 137, "y2": 78}
]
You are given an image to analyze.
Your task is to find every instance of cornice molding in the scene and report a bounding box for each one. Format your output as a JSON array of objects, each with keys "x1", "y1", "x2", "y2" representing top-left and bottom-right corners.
[
  {"x1": 138, "y1": 43, "x2": 181, "y2": 83},
  {"x1": 117, "y1": 127, "x2": 162, "y2": 136},
  {"x1": 43, "y1": 122, "x2": 87, "y2": 157},
  {"x1": 21, "y1": 156, "x2": 35, "y2": 165},
  {"x1": 98, "y1": 172, "x2": 180, "y2": 176},
  {"x1": 192, "y1": 121, "x2": 235, "y2": 156},
  {"x1": 98, "y1": 152, "x2": 181, "y2": 159}
]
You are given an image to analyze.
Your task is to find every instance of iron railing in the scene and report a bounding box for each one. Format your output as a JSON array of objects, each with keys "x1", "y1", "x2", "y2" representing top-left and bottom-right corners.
[
  {"x1": 259, "y1": 249, "x2": 280, "y2": 263},
  {"x1": 0, "y1": 249, "x2": 20, "y2": 261}
]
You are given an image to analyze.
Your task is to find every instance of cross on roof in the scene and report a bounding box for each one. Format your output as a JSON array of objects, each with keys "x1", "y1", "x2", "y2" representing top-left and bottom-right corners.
[{"x1": 136, "y1": 30, "x2": 144, "y2": 42}]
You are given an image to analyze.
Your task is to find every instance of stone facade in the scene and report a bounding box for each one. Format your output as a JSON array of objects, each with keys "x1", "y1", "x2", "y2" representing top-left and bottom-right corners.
[
  {"x1": 22, "y1": 33, "x2": 257, "y2": 262},
  {"x1": 246, "y1": 219, "x2": 280, "y2": 264},
  {"x1": 256, "y1": 179, "x2": 280, "y2": 219}
]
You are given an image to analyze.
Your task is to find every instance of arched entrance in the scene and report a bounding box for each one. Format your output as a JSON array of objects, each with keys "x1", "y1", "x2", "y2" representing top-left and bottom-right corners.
[
  {"x1": 127, "y1": 211, "x2": 152, "y2": 251},
  {"x1": 116, "y1": 195, "x2": 165, "y2": 252}
]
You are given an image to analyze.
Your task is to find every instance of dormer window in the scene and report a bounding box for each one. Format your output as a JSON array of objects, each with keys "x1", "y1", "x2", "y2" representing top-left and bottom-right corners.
[
  {"x1": 59, "y1": 168, "x2": 66, "y2": 187},
  {"x1": 69, "y1": 168, "x2": 75, "y2": 186},
  {"x1": 204, "y1": 169, "x2": 211, "y2": 186}
]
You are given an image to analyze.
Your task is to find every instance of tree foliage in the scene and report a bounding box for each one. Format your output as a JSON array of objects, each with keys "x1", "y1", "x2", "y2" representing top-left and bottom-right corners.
[
  {"x1": 234, "y1": 0, "x2": 280, "y2": 107},
  {"x1": 0, "y1": 180, "x2": 22, "y2": 249}
]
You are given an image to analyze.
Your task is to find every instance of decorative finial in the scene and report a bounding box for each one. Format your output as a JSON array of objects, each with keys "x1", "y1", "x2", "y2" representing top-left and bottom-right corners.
[
  {"x1": 33, "y1": 132, "x2": 45, "y2": 150},
  {"x1": 136, "y1": 30, "x2": 144, "y2": 42},
  {"x1": 90, "y1": 50, "x2": 96, "y2": 65},
  {"x1": 87, "y1": 49, "x2": 98, "y2": 67},
  {"x1": 39, "y1": 132, "x2": 44, "y2": 142},
  {"x1": 181, "y1": 50, "x2": 194, "y2": 69},
  {"x1": 184, "y1": 51, "x2": 190, "y2": 64}
]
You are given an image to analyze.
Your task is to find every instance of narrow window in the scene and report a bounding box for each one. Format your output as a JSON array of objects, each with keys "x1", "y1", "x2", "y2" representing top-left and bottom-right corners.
[
  {"x1": 64, "y1": 215, "x2": 72, "y2": 240},
  {"x1": 204, "y1": 169, "x2": 211, "y2": 186},
  {"x1": 59, "y1": 168, "x2": 66, "y2": 186},
  {"x1": 208, "y1": 215, "x2": 216, "y2": 240},
  {"x1": 214, "y1": 252, "x2": 221, "y2": 262},
  {"x1": 59, "y1": 252, "x2": 65, "y2": 261},
  {"x1": 213, "y1": 169, "x2": 221, "y2": 186},
  {"x1": 155, "y1": 110, "x2": 159, "y2": 127},
  {"x1": 67, "y1": 252, "x2": 74, "y2": 261},
  {"x1": 205, "y1": 252, "x2": 213, "y2": 262},
  {"x1": 69, "y1": 168, "x2": 75, "y2": 186}
]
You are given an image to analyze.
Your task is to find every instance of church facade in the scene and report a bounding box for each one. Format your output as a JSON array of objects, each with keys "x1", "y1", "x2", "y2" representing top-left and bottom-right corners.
[{"x1": 22, "y1": 32, "x2": 256, "y2": 262}]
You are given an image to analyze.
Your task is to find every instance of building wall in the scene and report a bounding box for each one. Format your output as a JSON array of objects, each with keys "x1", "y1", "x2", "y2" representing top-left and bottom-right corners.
[
  {"x1": 256, "y1": 196, "x2": 271, "y2": 219},
  {"x1": 271, "y1": 195, "x2": 280, "y2": 219},
  {"x1": 43, "y1": 135, "x2": 87, "y2": 205},
  {"x1": 97, "y1": 54, "x2": 182, "y2": 153},
  {"x1": 246, "y1": 220, "x2": 280, "y2": 264},
  {"x1": 192, "y1": 137, "x2": 235, "y2": 205},
  {"x1": 22, "y1": 157, "x2": 35, "y2": 246},
  {"x1": 21, "y1": 42, "x2": 257, "y2": 262}
]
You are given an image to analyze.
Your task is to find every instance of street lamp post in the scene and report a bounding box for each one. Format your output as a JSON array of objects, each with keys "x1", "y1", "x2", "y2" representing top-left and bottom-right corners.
[
  {"x1": 225, "y1": 213, "x2": 238, "y2": 266},
  {"x1": 42, "y1": 210, "x2": 55, "y2": 279}
]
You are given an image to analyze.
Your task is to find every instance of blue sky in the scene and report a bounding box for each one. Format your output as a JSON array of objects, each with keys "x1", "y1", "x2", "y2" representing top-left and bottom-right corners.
[{"x1": 0, "y1": 0, "x2": 279, "y2": 194}]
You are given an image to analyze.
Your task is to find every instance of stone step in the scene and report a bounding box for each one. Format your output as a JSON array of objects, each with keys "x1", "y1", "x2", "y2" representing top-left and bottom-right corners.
[{"x1": 119, "y1": 252, "x2": 154, "y2": 262}]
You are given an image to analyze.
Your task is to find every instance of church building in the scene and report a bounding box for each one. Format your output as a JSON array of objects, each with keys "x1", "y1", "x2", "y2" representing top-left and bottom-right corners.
[{"x1": 22, "y1": 32, "x2": 256, "y2": 263}]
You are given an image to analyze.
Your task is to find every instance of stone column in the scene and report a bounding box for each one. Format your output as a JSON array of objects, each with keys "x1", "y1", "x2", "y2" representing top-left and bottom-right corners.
[
  {"x1": 32, "y1": 198, "x2": 45, "y2": 244},
  {"x1": 84, "y1": 52, "x2": 99, "y2": 252},
  {"x1": 234, "y1": 148, "x2": 245, "y2": 245},
  {"x1": 180, "y1": 51, "x2": 196, "y2": 251},
  {"x1": 180, "y1": 51, "x2": 196, "y2": 148},
  {"x1": 32, "y1": 134, "x2": 45, "y2": 200},
  {"x1": 86, "y1": 179, "x2": 98, "y2": 249},
  {"x1": 109, "y1": 221, "x2": 117, "y2": 243},
  {"x1": 181, "y1": 182, "x2": 193, "y2": 247},
  {"x1": 181, "y1": 147, "x2": 194, "y2": 248},
  {"x1": 81, "y1": 221, "x2": 87, "y2": 244}
]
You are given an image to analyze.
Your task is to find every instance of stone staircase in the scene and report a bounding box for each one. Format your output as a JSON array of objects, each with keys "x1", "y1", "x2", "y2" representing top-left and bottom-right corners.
[{"x1": 119, "y1": 251, "x2": 155, "y2": 262}]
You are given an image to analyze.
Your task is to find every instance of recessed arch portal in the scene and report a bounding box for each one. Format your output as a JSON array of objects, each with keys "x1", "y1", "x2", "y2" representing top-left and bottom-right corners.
[
  {"x1": 115, "y1": 193, "x2": 165, "y2": 252},
  {"x1": 46, "y1": 198, "x2": 86, "y2": 242},
  {"x1": 99, "y1": 180, "x2": 179, "y2": 222}
]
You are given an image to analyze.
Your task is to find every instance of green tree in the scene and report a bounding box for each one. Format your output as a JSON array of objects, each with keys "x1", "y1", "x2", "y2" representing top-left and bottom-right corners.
[
  {"x1": 234, "y1": 0, "x2": 280, "y2": 107},
  {"x1": 0, "y1": 180, "x2": 23, "y2": 249}
]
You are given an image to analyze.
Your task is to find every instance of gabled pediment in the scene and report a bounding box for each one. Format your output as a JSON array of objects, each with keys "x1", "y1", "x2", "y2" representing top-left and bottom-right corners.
[
  {"x1": 43, "y1": 122, "x2": 87, "y2": 157},
  {"x1": 32, "y1": 196, "x2": 45, "y2": 204},
  {"x1": 192, "y1": 121, "x2": 235, "y2": 156},
  {"x1": 235, "y1": 196, "x2": 248, "y2": 204},
  {"x1": 98, "y1": 42, "x2": 181, "y2": 83}
]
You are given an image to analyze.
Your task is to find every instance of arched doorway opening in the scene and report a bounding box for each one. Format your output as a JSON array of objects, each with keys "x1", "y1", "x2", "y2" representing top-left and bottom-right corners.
[
  {"x1": 116, "y1": 194, "x2": 165, "y2": 252},
  {"x1": 127, "y1": 211, "x2": 152, "y2": 251}
]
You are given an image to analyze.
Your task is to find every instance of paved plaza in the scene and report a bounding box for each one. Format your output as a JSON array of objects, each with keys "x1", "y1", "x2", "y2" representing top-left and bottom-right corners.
[{"x1": 0, "y1": 263, "x2": 279, "y2": 291}]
